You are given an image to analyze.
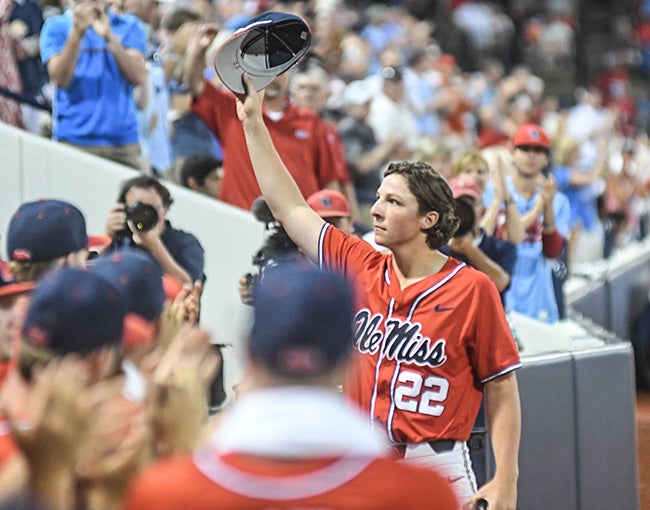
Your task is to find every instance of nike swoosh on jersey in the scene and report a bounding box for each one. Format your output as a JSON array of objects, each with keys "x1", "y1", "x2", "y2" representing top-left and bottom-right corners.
[
  {"x1": 446, "y1": 475, "x2": 465, "y2": 484},
  {"x1": 435, "y1": 304, "x2": 454, "y2": 312}
]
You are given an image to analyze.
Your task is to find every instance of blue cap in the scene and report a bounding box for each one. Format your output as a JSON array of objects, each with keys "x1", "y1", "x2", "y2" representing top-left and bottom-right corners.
[
  {"x1": 22, "y1": 268, "x2": 126, "y2": 356},
  {"x1": 7, "y1": 199, "x2": 89, "y2": 263},
  {"x1": 250, "y1": 264, "x2": 354, "y2": 377},
  {"x1": 90, "y1": 248, "x2": 165, "y2": 322},
  {"x1": 214, "y1": 11, "x2": 311, "y2": 95}
]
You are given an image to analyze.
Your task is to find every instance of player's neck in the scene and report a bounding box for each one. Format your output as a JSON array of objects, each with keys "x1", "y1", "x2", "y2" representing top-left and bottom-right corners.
[{"x1": 391, "y1": 247, "x2": 448, "y2": 289}]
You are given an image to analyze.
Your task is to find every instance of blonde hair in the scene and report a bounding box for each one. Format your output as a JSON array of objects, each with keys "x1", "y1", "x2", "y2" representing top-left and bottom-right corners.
[
  {"x1": 481, "y1": 145, "x2": 516, "y2": 177},
  {"x1": 9, "y1": 260, "x2": 58, "y2": 283},
  {"x1": 452, "y1": 149, "x2": 489, "y2": 177},
  {"x1": 554, "y1": 136, "x2": 581, "y2": 166},
  {"x1": 414, "y1": 138, "x2": 451, "y2": 163}
]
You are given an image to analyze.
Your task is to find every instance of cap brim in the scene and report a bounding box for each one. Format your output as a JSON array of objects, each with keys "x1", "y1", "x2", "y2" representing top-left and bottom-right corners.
[
  {"x1": 214, "y1": 16, "x2": 311, "y2": 95},
  {"x1": 315, "y1": 209, "x2": 350, "y2": 219},
  {"x1": 0, "y1": 281, "x2": 35, "y2": 298},
  {"x1": 214, "y1": 30, "x2": 277, "y2": 95},
  {"x1": 87, "y1": 235, "x2": 112, "y2": 249}
]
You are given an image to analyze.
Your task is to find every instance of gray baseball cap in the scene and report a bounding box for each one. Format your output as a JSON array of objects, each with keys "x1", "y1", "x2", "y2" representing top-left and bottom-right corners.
[{"x1": 214, "y1": 11, "x2": 311, "y2": 95}]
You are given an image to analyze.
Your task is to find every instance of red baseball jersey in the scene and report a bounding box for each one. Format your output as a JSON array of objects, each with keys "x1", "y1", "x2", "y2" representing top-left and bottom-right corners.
[
  {"x1": 192, "y1": 82, "x2": 340, "y2": 211},
  {"x1": 318, "y1": 225, "x2": 521, "y2": 444},
  {"x1": 124, "y1": 448, "x2": 459, "y2": 509}
]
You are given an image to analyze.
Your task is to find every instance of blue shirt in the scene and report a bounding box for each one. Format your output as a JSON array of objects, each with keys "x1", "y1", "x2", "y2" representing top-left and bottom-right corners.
[
  {"x1": 40, "y1": 10, "x2": 146, "y2": 145},
  {"x1": 553, "y1": 164, "x2": 600, "y2": 231},
  {"x1": 484, "y1": 177, "x2": 570, "y2": 323}
]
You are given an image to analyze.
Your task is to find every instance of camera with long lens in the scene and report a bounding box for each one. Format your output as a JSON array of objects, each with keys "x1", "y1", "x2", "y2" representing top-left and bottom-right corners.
[
  {"x1": 453, "y1": 197, "x2": 477, "y2": 238},
  {"x1": 250, "y1": 197, "x2": 300, "y2": 275},
  {"x1": 124, "y1": 201, "x2": 159, "y2": 233}
]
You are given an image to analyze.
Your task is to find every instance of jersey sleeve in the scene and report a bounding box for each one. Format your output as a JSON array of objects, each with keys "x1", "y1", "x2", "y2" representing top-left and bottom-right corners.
[
  {"x1": 468, "y1": 271, "x2": 522, "y2": 382},
  {"x1": 120, "y1": 15, "x2": 147, "y2": 55},
  {"x1": 39, "y1": 15, "x2": 68, "y2": 64},
  {"x1": 317, "y1": 224, "x2": 386, "y2": 281}
]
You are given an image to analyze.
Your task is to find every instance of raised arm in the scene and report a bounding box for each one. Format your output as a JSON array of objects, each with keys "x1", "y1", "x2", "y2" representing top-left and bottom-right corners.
[
  {"x1": 183, "y1": 24, "x2": 219, "y2": 98},
  {"x1": 46, "y1": 3, "x2": 95, "y2": 88},
  {"x1": 237, "y1": 75, "x2": 326, "y2": 262},
  {"x1": 93, "y1": 8, "x2": 146, "y2": 86}
]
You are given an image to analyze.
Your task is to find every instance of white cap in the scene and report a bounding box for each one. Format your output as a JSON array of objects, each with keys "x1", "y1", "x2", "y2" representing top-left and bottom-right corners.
[{"x1": 342, "y1": 80, "x2": 374, "y2": 106}]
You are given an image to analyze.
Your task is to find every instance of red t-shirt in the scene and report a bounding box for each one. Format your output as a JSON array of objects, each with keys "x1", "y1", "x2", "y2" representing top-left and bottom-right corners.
[
  {"x1": 192, "y1": 82, "x2": 340, "y2": 211},
  {"x1": 124, "y1": 449, "x2": 458, "y2": 509},
  {"x1": 318, "y1": 225, "x2": 521, "y2": 444}
]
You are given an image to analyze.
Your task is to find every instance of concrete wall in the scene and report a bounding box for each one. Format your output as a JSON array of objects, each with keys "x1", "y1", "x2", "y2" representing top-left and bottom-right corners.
[{"x1": 0, "y1": 122, "x2": 264, "y2": 399}]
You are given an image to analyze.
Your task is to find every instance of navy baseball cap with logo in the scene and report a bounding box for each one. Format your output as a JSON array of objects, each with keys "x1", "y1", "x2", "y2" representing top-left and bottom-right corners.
[
  {"x1": 91, "y1": 249, "x2": 164, "y2": 323},
  {"x1": 214, "y1": 11, "x2": 311, "y2": 95},
  {"x1": 7, "y1": 199, "x2": 89, "y2": 263},
  {"x1": 22, "y1": 268, "x2": 126, "y2": 356},
  {"x1": 250, "y1": 264, "x2": 355, "y2": 377},
  {"x1": 90, "y1": 249, "x2": 165, "y2": 348}
]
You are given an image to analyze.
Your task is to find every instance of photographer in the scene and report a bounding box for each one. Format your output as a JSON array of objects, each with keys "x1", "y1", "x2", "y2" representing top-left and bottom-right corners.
[
  {"x1": 444, "y1": 177, "x2": 517, "y2": 301},
  {"x1": 238, "y1": 191, "x2": 354, "y2": 306},
  {"x1": 104, "y1": 176, "x2": 205, "y2": 287}
]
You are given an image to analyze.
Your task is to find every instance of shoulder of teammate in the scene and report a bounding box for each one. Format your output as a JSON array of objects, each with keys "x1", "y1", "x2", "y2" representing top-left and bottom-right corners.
[{"x1": 123, "y1": 455, "x2": 199, "y2": 510}]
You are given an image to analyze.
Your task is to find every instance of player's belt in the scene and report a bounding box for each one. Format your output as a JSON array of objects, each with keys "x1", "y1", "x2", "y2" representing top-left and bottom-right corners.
[
  {"x1": 392, "y1": 439, "x2": 458, "y2": 458},
  {"x1": 428, "y1": 439, "x2": 457, "y2": 454}
]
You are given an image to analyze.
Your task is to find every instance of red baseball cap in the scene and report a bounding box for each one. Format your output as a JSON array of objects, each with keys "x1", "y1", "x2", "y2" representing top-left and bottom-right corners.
[
  {"x1": 449, "y1": 176, "x2": 482, "y2": 202},
  {"x1": 512, "y1": 123, "x2": 551, "y2": 150},
  {"x1": 306, "y1": 190, "x2": 350, "y2": 219}
]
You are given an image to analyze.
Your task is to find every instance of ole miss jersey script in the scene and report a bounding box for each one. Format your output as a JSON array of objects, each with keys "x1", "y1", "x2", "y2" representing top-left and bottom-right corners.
[{"x1": 318, "y1": 225, "x2": 521, "y2": 444}]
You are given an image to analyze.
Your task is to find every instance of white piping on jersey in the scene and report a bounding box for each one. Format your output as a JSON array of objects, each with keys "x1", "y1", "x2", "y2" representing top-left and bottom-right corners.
[
  {"x1": 316, "y1": 222, "x2": 331, "y2": 270},
  {"x1": 193, "y1": 447, "x2": 375, "y2": 500},
  {"x1": 369, "y1": 297, "x2": 396, "y2": 433},
  {"x1": 462, "y1": 442, "x2": 478, "y2": 493},
  {"x1": 480, "y1": 361, "x2": 522, "y2": 383},
  {"x1": 384, "y1": 262, "x2": 467, "y2": 443},
  {"x1": 386, "y1": 343, "x2": 402, "y2": 443}
]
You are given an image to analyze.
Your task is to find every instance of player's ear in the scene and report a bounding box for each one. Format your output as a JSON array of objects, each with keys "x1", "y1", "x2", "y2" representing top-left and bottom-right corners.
[{"x1": 420, "y1": 210, "x2": 439, "y2": 230}]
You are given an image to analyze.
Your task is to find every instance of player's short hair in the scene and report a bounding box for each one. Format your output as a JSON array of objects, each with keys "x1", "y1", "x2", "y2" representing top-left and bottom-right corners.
[
  {"x1": 118, "y1": 175, "x2": 174, "y2": 208},
  {"x1": 384, "y1": 161, "x2": 459, "y2": 250}
]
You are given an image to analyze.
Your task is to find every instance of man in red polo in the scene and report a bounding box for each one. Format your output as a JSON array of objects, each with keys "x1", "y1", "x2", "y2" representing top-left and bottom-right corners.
[{"x1": 183, "y1": 25, "x2": 341, "y2": 211}]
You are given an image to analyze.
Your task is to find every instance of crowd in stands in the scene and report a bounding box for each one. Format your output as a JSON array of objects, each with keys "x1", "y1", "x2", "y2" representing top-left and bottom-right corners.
[
  {"x1": 3, "y1": 1, "x2": 650, "y2": 508},
  {"x1": 0, "y1": 0, "x2": 649, "y2": 262}
]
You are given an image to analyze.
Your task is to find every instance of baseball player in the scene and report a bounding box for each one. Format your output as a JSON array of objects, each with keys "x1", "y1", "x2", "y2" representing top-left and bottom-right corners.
[
  {"x1": 237, "y1": 75, "x2": 521, "y2": 509},
  {"x1": 124, "y1": 264, "x2": 459, "y2": 510}
]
